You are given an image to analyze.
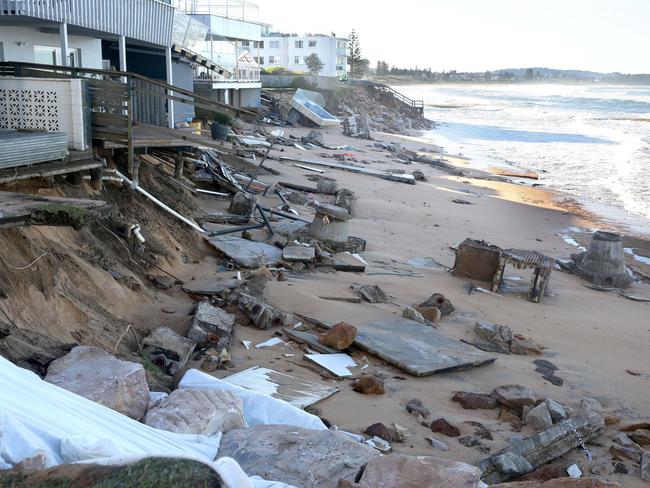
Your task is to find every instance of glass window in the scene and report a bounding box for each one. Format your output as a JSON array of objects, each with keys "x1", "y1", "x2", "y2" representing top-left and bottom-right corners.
[
  {"x1": 269, "y1": 56, "x2": 277, "y2": 64},
  {"x1": 337, "y1": 40, "x2": 346, "y2": 49},
  {"x1": 308, "y1": 40, "x2": 317, "y2": 47},
  {"x1": 34, "y1": 45, "x2": 81, "y2": 67},
  {"x1": 259, "y1": 56, "x2": 264, "y2": 65},
  {"x1": 241, "y1": 40, "x2": 250, "y2": 47},
  {"x1": 294, "y1": 40, "x2": 303, "y2": 48},
  {"x1": 269, "y1": 40, "x2": 279, "y2": 49},
  {"x1": 0, "y1": 42, "x2": 4, "y2": 62},
  {"x1": 294, "y1": 56, "x2": 300, "y2": 64}
]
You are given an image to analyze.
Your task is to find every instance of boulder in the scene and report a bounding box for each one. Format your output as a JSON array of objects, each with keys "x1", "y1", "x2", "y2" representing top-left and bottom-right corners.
[
  {"x1": 229, "y1": 191, "x2": 257, "y2": 217},
  {"x1": 545, "y1": 399, "x2": 567, "y2": 423},
  {"x1": 452, "y1": 391, "x2": 498, "y2": 410},
  {"x1": 510, "y1": 335, "x2": 544, "y2": 355},
  {"x1": 492, "y1": 452, "x2": 534, "y2": 476},
  {"x1": 475, "y1": 320, "x2": 513, "y2": 354},
  {"x1": 319, "y1": 322, "x2": 357, "y2": 350},
  {"x1": 406, "y1": 398, "x2": 430, "y2": 418},
  {"x1": 144, "y1": 389, "x2": 244, "y2": 435},
  {"x1": 365, "y1": 422, "x2": 395, "y2": 442},
  {"x1": 525, "y1": 403, "x2": 553, "y2": 431},
  {"x1": 351, "y1": 453, "x2": 483, "y2": 488},
  {"x1": 492, "y1": 385, "x2": 536, "y2": 412},
  {"x1": 218, "y1": 425, "x2": 379, "y2": 487},
  {"x1": 44, "y1": 346, "x2": 149, "y2": 420},
  {"x1": 351, "y1": 376, "x2": 385, "y2": 395},
  {"x1": 430, "y1": 418, "x2": 461, "y2": 437}
]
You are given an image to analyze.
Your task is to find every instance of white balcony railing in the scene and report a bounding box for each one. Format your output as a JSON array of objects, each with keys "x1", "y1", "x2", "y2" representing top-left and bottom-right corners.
[{"x1": 0, "y1": 0, "x2": 175, "y2": 46}]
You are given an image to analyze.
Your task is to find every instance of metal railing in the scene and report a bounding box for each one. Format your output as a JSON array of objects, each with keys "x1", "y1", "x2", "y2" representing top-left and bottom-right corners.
[
  {"x1": 357, "y1": 80, "x2": 424, "y2": 113},
  {"x1": 173, "y1": 0, "x2": 258, "y2": 21},
  {"x1": 0, "y1": 0, "x2": 175, "y2": 46}
]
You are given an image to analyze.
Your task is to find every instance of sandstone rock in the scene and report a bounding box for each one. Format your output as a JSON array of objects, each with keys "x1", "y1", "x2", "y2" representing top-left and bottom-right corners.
[
  {"x1": 499, "y1": 407, "x2": 523, "y2": 425},
  {"x1": 45, "y1": 346, "x2": 149, "y2": 420},
  {"x1": 492, "y1": 385, "x2": 536, "y2": 411},
  {"x1": 402, "y1": 306, "x2": 428, "y2": 325},
  {"x1": 351, "y1": 375, "x2": 385, "y2": 395},
  {"x1": 416, "y1": 306, "x2": 442, "y2": 323},
  {"x1": 406, "y1": 398, "x2": 430, "y2": 418},
  {"x1": 627, "y1": 429, "x2": 650, "y2": 446},
  {"x1": 525, "y1": 403, "x2": 553, "y2": 431},
  {"x1": 491, "y1": 479, "x2": 622, "y2": 487},
  {"x1": 619, "y1": 421, "x2": 650, "y2": 431},
  {"x1": 144, "y1": 389, "x2": 244, "y2": 435},
  {"x1": 365, "y1": 422, "x2": 395, "y2": 442},
  {"x1": 577, "y1": 398, "x2": 602, "y2": 415},
  {"x1": 218, "y1": 425, "x2": 379, "y2": 487},
  {"x1": 425, "y1": 436, "x2": 449, "y2": 451},
  {"x1": 452, "y1": 391, "x2": 498, "y2": 410},
  {"x1": 603, "y1": 414, "x2": 620, "y2": 426},
  {"x1": 391, "y1": 423, "x2": 409, "y2": 443},
  {"x1": 518, "y1": 464, "x2": 569, "y2": 482},
  {"x1": 510, "y1": 335, "x2": 544, "y2": 355},
  {"x1": 319, "y1": 322, "x2": 357, "y2": 350},
  {"x1": 641, "y1": 451, "x2": 650, "y2": 482},
  {"x1": 475, "y1": 320, "x2": 513, "y2": 354},
  {"x1": 492, "y1": 452, "x2": 534, "y2": 476},
  {"x1": 545, "y1": 399, "x2": 567, "y2": 423},
  {"x1": 430, "y1": 418, "x2": 461, "y2": 437},
  {"x1": 353, "y1": 453, "x2": 483, "y2": 488}
]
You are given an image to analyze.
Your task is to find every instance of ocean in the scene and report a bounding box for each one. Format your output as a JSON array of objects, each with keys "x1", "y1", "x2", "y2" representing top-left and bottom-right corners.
[{"x1": 397, "y1": 83, "x2": 650, "y2": 234}]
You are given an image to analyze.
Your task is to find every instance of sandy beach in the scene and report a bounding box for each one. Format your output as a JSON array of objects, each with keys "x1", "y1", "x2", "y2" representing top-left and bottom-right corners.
[{"x1": 111, "y1": 123, "x2": 650, "y2": 486}]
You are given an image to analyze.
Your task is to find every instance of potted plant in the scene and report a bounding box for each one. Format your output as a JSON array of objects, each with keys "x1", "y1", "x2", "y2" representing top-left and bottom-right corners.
[{"x1": 211, "y1": 112, "x2": 233, "y2": 141}]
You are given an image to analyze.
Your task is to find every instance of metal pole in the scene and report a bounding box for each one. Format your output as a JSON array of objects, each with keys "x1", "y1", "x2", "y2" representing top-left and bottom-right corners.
[
  {"x1": 118, "y1": 35, "x2": 127, "y2": 71},
  {"x1": 165, "y1": 46, "x2": 175, "y2": 128},
  {"x1": 59, "y1": 23, "x2": 69, "y2": 67}
]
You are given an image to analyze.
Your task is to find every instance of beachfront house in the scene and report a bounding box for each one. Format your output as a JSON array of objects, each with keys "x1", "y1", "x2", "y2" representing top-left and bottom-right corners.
[
  {"x1": 0, "y1": 0, "x2": 264, "y2": 126},
  {"x1": 257, "y1": 29, "x2": 348, "y2": 77}
]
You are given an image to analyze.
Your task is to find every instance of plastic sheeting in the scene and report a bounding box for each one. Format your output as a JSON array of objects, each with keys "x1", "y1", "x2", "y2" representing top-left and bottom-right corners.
[
  {"x1": 0, "y1": 356, "x2": 296, "y2": 488},
  {"x1": 179, "y1": 369, "x2": 328, "y2": 431}
]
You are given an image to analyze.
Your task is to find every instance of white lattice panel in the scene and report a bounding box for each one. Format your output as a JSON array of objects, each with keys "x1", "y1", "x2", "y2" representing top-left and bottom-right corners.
[{"x1": 0, "y1": 89, "x2": 60, "y2": 131}]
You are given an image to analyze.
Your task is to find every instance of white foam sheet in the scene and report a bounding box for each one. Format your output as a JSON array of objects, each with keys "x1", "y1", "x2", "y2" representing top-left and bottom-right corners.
[
  {"x1": 0, "y1": 356, "x2": 296, "y2": 488},
  {"x1": 178, "y1": 369, "x2": 328, "y2": 431}
]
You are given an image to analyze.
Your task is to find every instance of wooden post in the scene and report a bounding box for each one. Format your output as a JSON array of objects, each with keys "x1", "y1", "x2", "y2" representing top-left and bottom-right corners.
[
  {"x1": 174, "y1": 153, "x2": 183, "y2": 178},
  {"x1": 126, "y1": 76, "x2": 137, "y2": 184}
]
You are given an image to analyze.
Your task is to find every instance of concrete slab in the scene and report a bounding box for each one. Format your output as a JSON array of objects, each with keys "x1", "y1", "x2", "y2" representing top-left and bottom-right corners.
[
  {"x1": 181, "y1": 278, "x2": 242, "y2": 296},
  {"x1": 283, "y1": 246, "x2": 316, "y2": 262},
  {"x1": 356, "y1": 318, "x2": 496, "y2": 376},
  {"x1": 206, "y1": 236, "x2": 283, "y2": 268}
]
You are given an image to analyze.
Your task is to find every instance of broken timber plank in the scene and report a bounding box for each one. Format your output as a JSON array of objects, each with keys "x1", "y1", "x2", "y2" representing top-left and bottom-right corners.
[{"x1": 279, "y1": 157, "x2": 416, "y2": 185}]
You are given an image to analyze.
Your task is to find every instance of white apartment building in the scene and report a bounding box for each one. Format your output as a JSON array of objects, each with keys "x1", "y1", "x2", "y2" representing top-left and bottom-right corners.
[{"x1": 257, "y1": 31, "x2": 348, "y2": 77}]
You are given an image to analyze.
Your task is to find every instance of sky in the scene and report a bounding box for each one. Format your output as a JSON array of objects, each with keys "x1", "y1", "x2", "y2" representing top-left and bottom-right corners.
[{"x1": 254, "y1": 0, "x2": 650, "y2": 73}]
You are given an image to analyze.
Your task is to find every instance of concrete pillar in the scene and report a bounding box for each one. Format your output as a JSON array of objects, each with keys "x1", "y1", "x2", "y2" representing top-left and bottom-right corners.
[
  {"x1": 59, "y1": 23, "x2": 69, "y2": 67},
  {"x1": 165, "y1": 47, "x2": 175, "y2": 128},
  {"x1": 118, "y1": 35, "x2": 127, "y2": 71},
  {"x1": 224, "y1": 89, "x2": 230, "y2": 105}
]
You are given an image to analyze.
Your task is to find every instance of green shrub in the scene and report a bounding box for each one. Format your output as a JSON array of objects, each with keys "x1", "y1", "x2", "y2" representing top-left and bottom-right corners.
[
  {"x1": 289, "y1": 76, "x2": 316, "y2": 90},
  {"x1": 212, "y1": 111, "x2": 233, "y2": 126}
]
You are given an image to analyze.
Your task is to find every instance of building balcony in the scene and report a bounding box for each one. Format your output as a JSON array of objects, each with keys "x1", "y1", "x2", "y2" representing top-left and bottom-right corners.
[{"x1": 0, "y1": 0, "x2": 175, "y2": 46}]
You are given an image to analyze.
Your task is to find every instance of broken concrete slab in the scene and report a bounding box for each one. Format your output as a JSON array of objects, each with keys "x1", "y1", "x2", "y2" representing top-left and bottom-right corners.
[
  {"x1": 479, "y1": 412, "x2": 605, "y2": 484},
  {"x1": 181, "y1": 278, "x2": 242, "y2": 296},
  {"x1": 282, "y1": 246, "x2": 315, "y2": 262},
  {"x1": 223, "y1": 366, "x2": 339, "y2": 408},
  {"x1": 354, "y1": 318, "x2": 496, "y2": 376},
  {"x1": 350, "y1": 453, "x2": 483, "y2": 488},
  {"x1": 144, "y1": 389, "x2": 244, "y2": 435},
  {"x1": 206, "y1": 236, "x2": 283, "y2": 268},
  {"x1": 142, "y1": 326, "x2": 195, "y2": 375},
  {"x1": 328, "y1": 252, "x2": 367, "y2": 272},
  {"x1": 187, "y1": 302, "x2": 235, "y2": 348},
  {"x1": 44, "y1": 346, "x2": 149, "y2": 420},
  {"x1": 218, "y1": 425, "x2": 379, "y2": 487}
]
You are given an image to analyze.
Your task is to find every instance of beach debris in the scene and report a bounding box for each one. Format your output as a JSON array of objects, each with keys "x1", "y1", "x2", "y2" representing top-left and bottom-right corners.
[
  {"x1": 402, "y1": 306, "x2": 432, "y2": 325},
  {"x1": 181, "y1": 278, "x2": 242, "y2": 296},
  {"x1": 44, "y1": 346, "x2": 149, "y2": 420},
  {"x1": 425, "y1": 436, "x2": 449, "y2": 451},
  {"x1": 452, "y1": 391, "x2": 498, "y2": 410},
  {"x1": 348, "y1": 453, "x2": 483, "y2": 488},
  {"x1": 308, "y1": 202, "x2": 351, "y2": 243},
  {"x1": 546, "y1": 399, "x2": 568, "y2": 423},
  {"x1": 533, "y1": 359, "x2": 564, "y2": 386},
  {"x1": 419, "y1": 293, "x2": 455, "y2": 316},
  {"x1": 478, "y1": 410, "x2": 605, "y2": 484},
  {"x1": 641, "y1": 452, "x2": 650, "y2": 481},
  {"x1": 572, "y1": 231, "x2": 632, "y2": 288},
  {"x1": 319, "y1": 296, "x2": 363, "y2": 303},
  {"x1": 474, "y1": 320, "x2": 544, "y2": 355},
  {"x1": 365, "y1": 422, "x2": 397, "y2": 442},
  {"x1": 452, "y1": 198, "x2": 474, "y2": 205},
  {"x1": 342, "y1": 112, "x2": 371, "y2": 139},
  {"x1": 144, "y1": 389, "x2": 244, "y2": 435},
  {"x1": 417, "y1": 306, "x2": 443, "y2": 323},
  {"x1": 230, "y1": 292, "x2": 293, "y2": 330},
  {"x1": 222, "y1": 366, "x2": 339, "y2": 408},
  {"x1": 316, "y1": 177, "x2": 339, "y2": 195},
  {"x1": 283, "y1": 328, "x2": 339, "y2": 354},
  {"x1": 453, "y1": 238, "x2": 554, "y2": 303},
  {"x1": 351, "y1": 375, "x2": 385, "y2": 395},
  {"x1": 326, "y1": 251, "x2": 367, "y2": 272},
  {"x1": 255, "y1": 337, "x2": 285, "y2": 348},
  {"x1": 142, "y1": 326, "x2": 196, "y2": 375},
  {"x1": 491, "y1": 452, "x2": 534, "y2": 477},
  {"x1": 282, "y1": 245, "x2": 316, "y2": 262},
  {"x1": 610, "y1": 433, "x2": 643, "y2": 463},
  {"x1": 358, "y1": 284, "x2": 387, "y2": 303},
  {"x1": 490, "y1": 167, "x2": 540, "y2": 180},
  {"x1": 525, "y1": 402, "x2": 554, "y2": 431},
  {"x1": 206, "y1": 236, "x2": 283, "y2": 268},
  {"x1": 492, "y1": 385, "x2": 537, "y2": 413},
  {"x1": 218, "y1": 425, "x2": 378, "y2": 487},
  {"x1": 334, "y1": 188, "x2": 357, "y2": 215},
  {"x1": 319, "y1": 321, "x2": 358, "y2": 350},
  {"x1": 365, "y1": 436, "x2": 392, "y2": 453},
  {"x1": 187, "y1": 302, "x2": 235, "y2": 351},
  {"x1": 305, "y1": 353, "x2": 357, "y2": 377},
  {"x1": 406, "y1": 398, "x2": 431, "y2": 418},
  {"x1": 431, "y1": 418, "x2": 461, "y2": 437},
  {"x1": 228, "y1": 191, "x2": 257, "y2": 217}
]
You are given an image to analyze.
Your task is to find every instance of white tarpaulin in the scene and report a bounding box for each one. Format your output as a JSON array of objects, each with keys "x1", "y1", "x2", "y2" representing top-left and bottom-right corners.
[
  {"x1": 0, "y1": 355, "x2": 296, "y2": 487},
  {"x1": 178, "y1": 369, "x2": 328, "y2": 431}
]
